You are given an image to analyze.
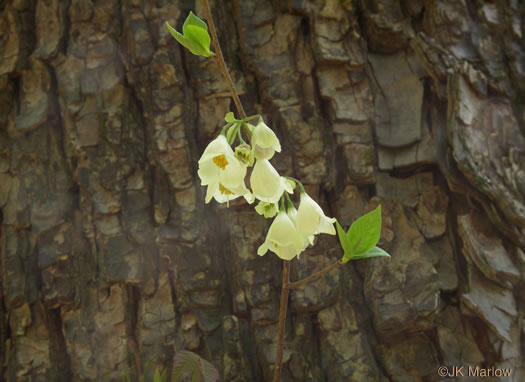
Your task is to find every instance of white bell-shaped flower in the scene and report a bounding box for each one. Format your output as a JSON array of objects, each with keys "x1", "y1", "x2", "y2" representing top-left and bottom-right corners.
[
  {"x1": 251, "y1": 119, "x2": 281, "y2": 160},
  {"x1": 250, "y1": 159, "x2": 293, "y2": 205},
  {"x1": 296, "y1": 192, "x2": 336, "y2": 237},
  {"x1": 197, "y1": 135, "x2": 253, "y2": 205},
  {"x1": 257, "y1": 210, "x2": 304, "y2": 260},
  {"x1": 287, "y1": 204, "x2": 314, "y2": 252}
]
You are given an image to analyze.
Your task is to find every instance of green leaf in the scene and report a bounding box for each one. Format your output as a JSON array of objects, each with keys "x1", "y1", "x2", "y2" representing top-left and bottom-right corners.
[
  {"x1": 119, "y1": 369, "x2": 131, "y2": 382},
  {"x1": 152, "y1": 367, "x2": 167, "y2": 382},
  {"x1": 154, "y1": 367, "x2": 161, "y2": 382},
  {"x1": 346, "y1": 205, "x2": 382, "y2": 257},
  {"x1": 349, "y1": 246, "x2": 391, "y2": 260},
  {"x1": 165, "y1": 22, "x2": 204, "y2": 56},
  {"x1": 172, "y1": 351, "x2": 219, "y2": 382},
  {"x1": 199, "y1": 357, "x2": 219, "y2": 382},
  {"x1": 336, "y1": 220, "x2": 352, "y2": 263},
  {"x1": 225, "y1": 112, "x2": 235, "y2": 123},
  {"x1": 165, "y1": 12, "x2": 215, "y2": 57},
  {"x1": 192, "y1": 366, "x2": 201, "y2": 382},
  {"x1": 173, "y1": 351, "x2": 195, "y2": 381},
  {"x1": 184, "y1": 25, "x2": 214, "y2": 57},
  {"x1": 183, "y1": 11, "x2": 208, "y2": 35}
]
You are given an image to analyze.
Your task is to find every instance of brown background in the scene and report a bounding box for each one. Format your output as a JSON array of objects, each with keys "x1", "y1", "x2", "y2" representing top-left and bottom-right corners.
[{"x1": 0, "y1": 0, "x2": 524, "y2": 381}]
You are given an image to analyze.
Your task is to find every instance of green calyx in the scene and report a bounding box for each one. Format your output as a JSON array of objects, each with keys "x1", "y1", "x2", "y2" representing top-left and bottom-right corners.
[
  {"x1": 222, "y1": 113, "x2": 261, "y2": 148},
  {"x1": 234, "y1": 143, "x2": 254, "y2": 166},
  {"x1": 255, "y1": 201, "x2": 278, "y2": 218},
  {"x1": 284, "y1": 192, "x2": 294, "y2": 211},
  {"x1": 165, "y1": 12, "x2": 215, "y2": 57},
  {"x1": 226, "y1": 122, "x2": 240, "y2": 145},
  {"x1": 279, "y1": 197, "x2": 285, "y2": 213}
]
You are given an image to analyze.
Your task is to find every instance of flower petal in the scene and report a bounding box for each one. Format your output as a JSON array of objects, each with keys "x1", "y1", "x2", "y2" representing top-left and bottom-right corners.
[
  {"x1": 243, "y1": 191, "x2": 255, "y2": 204},
  {"x1": 250, "y1": 160, "x2": 283, "y2": 203},
  {"x1": 253, "y1": 120, "x2": 281, "y2": 152},
  {"x1": 219, "y1": 156, "x2": 246, "y2": 188},
  {"x1": 198, "y1": 159, "x2": 219, "y2": 186},
  {"x1": 200, "y1": 135, "x2": 233, "y2": 161},
  {"x1": 267, "y1": 211, "x2": 298, "y2": 247},
  {"x1": 281, "y1": 177, "x2": 293, "y2": 194},
  {"x1": 257, "y1": 241, "x2": 269, "y2": 256},
  {"x1": 296, "y1": 193, "x2": 322, "y2": 236},
  {"x1": 318, "y1": 216, "x2": 336, "y2": 235},
  {"x1": 271, "y1": 244, "x2": 297, "y2": 260},
  {"x1": 213, "y1": 192, "x2": 241, "y2": 204},
  {"x1": 205, "y1": 183, "x2": 218, "y2": 204}
]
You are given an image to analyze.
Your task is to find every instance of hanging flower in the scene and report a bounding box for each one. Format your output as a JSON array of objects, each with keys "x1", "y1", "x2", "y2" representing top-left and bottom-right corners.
[
  {"x1": 257, "y1": 210, "x2": 304, "y2": 260},
  {"x1": 250, "y1": 159, "x2": 293, "y2": 205},
  {"x1": 287, "y1": 204, "x2": 314, "y2": 251},
  {"x1": 197, "y1": 135, "x2": 253, "y2": 205},
  {"x1": 251, "y1": 119, "x2": 281, "y2": 160},
  {"x1": 296, "y1": 191, "x2": 336, "y2": 237}
]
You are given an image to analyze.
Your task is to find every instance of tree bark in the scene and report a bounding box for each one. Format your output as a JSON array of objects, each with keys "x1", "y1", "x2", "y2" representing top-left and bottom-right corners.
[{"x1": 0, "y1": 0, "x2": 524, "y2": 381}]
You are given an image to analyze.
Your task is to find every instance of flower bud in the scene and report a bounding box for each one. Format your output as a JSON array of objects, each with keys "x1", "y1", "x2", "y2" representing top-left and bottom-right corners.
[{"x1": 234, "y1": 143, "x2": 255, "y2": 167}]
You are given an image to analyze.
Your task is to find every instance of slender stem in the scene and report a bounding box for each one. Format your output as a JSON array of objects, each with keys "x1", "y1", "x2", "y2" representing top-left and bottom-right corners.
[
  {"x1": 202, "y1": 0, "x2": 247, "y2": 119},
  {"x1": 287, "y1": 261, "x2": 343, "y2": 290},
  {"x1": 237, "y1": 126, "x2": 246, "y2": 144},
  {"x1": 201, "y1": 5, "x2": 343, "y2": 381},
  {"x1": 273, "y1": 260, "x2": 291, "y2": 382},
  {"x1": 242, "y1": 115, "x2": 260, "y2": 122},
  {"x1": 241, "y1": 122, "x2": 253, "y2": 141}
]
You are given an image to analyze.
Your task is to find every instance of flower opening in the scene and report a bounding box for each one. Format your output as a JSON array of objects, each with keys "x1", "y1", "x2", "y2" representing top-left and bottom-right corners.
[{"x1": 213, "y1": 154, "x2": 229, "y2": 170}]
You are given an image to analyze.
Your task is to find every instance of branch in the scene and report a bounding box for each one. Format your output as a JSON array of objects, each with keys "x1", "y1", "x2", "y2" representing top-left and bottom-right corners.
[
  {"x1": 201, "y1": 0, "x2": 247, "y2": 119},
  {"x1": 273, "y1": 260, "x2": 291, "y2": 382},
  {"x1": 287, "y1": 261, "x2": 343, "y2": 290}
]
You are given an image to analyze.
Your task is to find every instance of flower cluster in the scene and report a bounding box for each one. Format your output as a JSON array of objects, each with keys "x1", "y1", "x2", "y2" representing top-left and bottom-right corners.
[{"x1": 198, "y1": 116, "x2": 336, "y2": 260}]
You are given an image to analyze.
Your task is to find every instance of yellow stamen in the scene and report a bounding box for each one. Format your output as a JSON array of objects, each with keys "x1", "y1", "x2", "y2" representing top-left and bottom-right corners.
[
  {"x1": 273, "y1": 243, "x2": 278, "y2": 248},
  {"x1": 219, "y1": 183, "x2": 233, "y2": 208},
  {"x1": 219, "y1": 184, "x2": 234, "y2": 195},
  {"x1": 213, "y1": 154, "x2": 228, "y2": 170}
]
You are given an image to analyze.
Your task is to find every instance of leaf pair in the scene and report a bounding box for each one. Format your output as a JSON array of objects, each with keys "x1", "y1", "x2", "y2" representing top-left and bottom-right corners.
[
  {"x1": 173, "y1": 351, "x2": 219, "y2": 382},
  {"x1": 336, "y1": 205, "x2": 391, "y2": 263},
  {"x1": 166, "y1": 12, "x2": 214, "y2": 57},
  {"x1": 153, "y1": 367, "x2": 167, "y2": 382}
]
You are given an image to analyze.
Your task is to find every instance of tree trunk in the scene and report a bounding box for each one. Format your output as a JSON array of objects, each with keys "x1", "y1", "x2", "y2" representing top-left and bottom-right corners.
[{"x1": 0, "y1": 0, "x2": 524, "y2": 381}]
